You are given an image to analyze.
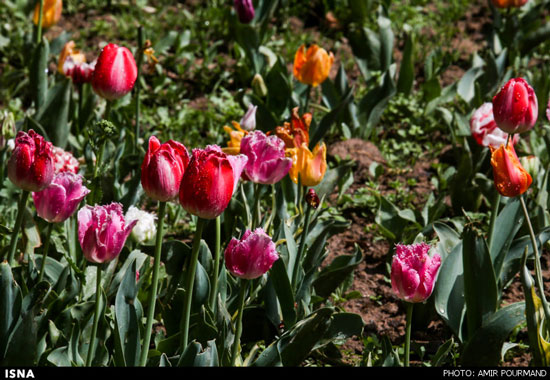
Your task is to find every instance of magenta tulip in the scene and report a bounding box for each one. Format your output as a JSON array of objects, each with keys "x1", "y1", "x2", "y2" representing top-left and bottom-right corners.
[
  {"x1": 91, "y1": 43, "x2": 138, "y2": 101},
  {"x1": 8, "y1": 129, "x2": 54, "y2": 192},
  {"x1": 141, "y1": 136, "x2": 190, "y2": 202},
  {"x1": 492, "y1": 77, "x2": 538, "y2": 134},
  {"x1": 234, "y1": 0, "x2": 255, "y2": 23},
  {"x1": 33, "y1": 172, "x2": 90, "y2": 223},
  {"x1": 225, "y1": 228, "x2": 279, "y2": 279},
  {"x1": 240, "y1": 131, "x2": 292, "y2": 185},
  {"x1": 78, "y1": 203, "x2": 137, "y2": 264},
  {"x1": 470, "y1": 102, "x2": 518, "y2": 148},
  {"x1": 391, "y1": 243, "x2": 441, "y2": 303}
]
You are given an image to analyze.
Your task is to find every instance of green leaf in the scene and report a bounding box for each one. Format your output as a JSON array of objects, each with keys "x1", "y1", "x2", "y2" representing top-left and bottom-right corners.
[
  {"x1": 312, "y1": 246, "x2": 362, "y2": 298},
  {"x1": 0, "y1": 262, "x2": 22, "y2": 361},
  {"x1": 457, "y1": 66, "x2": 484, "y2": 104},
  {"x1": 177, "y1": 340, "x2": 219, "y2": 367},
  {"x1": 397, "y1": 31, "x2": 415, "y2": 95},
  {"x1": 29, "y1": 37, "x2": 49, "y2": 113},
  {"x1": 269, "y1": 258, "x2": 296, "y2": 329},
  {"x1": 36, "y1": 78, "x2": 71, "y2": 149}
]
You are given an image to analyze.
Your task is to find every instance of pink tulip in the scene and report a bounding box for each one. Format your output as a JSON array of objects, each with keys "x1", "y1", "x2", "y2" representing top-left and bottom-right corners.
[
  {"x1": 492, "y1": 78, "x2": 538, "y2": 134},
  {"x1": 391, "y1": 243, "x2": 441, "y2": 303},
  {"x1": 33, "y1": 172, "x2": 90, "y2": 223},
  {"x1": 240, "y1": 131, "x2": 292, "y2": 185},
  {"x1": 234, "y1": 0, "x2": 255, "y2": 23},
  {"x1": 179, "y1": 145, "x2": 247, "y2": 219},
  {"x1": 8, "y1": 129, "x2": 54, "y2": 192},
  {"x1": 470, "y1": 102, "x2": 519, "y2": 148},
  {"x1": 225, "y1": 228, "x2": 279, "y2": 279},
  {"x1": 91, "y1": 43, "x2": 138, "y2": 101},
  {"x1": 141, "y1": 136, "x2": 190, "y2": 202},
  {"x1": 78, "y1": 203, "x2": 137, "y2": 264}
]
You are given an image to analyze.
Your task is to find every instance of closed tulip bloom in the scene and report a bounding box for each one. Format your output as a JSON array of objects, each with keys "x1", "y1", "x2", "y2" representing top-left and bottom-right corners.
[
  {"x1": 470, "y1": 102, "x2": 519, "y2": 148},
  {"x1": 33, "y1": 0, "x2": 62, "y2": 28},
  {"x1": 225, "y1": 228, "x2": 279, "y2": 279},
  {"x1": 125, "y1": 206, "x2": 157, "y2": 244},
  {"x1": 492, "y1": 78, "x2": 538, "y2": 134},
  {"x1": 240, "y1": 104, "x2": 257, "y2": 131},
  {"x1": 234, "y1": 0, "x2": 255, "y2": 23},
  {"x1": 141, "y1": 136, "x2": 190, "y2": 202},
  {"x1": 491, "y1": 0, "x2": 528, "y2": 8},
  {"x1": 240, "y1": 131, "x2": 293, "y2": 185},
  {"x1": 293, "y1": 44, "x2": 334, "y2": 87},
  {"x1": 490, "y1": 144, "x2": 532, "y2": 197},
  {"x1": 91, "y1": 43, "x2": 138, "y2": 101},
  {"x1": 8, "y1": 130, "x2": 54, "y2": 192},
  {"x1": 63, "y1": 57, "x2": 96, "y2": 85},
  {"x1": 391, "y1": 243, "x2": 441, "y2": 303},
  {"x1": 179, "y1": 145, "x2": 247, "y2": 219},
  {"x1": 33, "y1": 172, "x2": 90, "y2": 223},
  {"x1": 78, "y1": 203, "x2": 137, "y2": 264},
  {"x1": 58, "y1": 41, "x2": 86, "y2": 75},
  {"x1": 287, "y1": 142, "x2": 327, "y2": 187}
]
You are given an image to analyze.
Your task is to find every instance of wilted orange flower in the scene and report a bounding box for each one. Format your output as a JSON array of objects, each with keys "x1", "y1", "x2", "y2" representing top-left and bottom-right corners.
[
  {"x1": 490, "y1": 144, "x2": 532, "y2": 197},
  {"x1": 58, "y1": 41, "x2": 86, "y2": 74},
  {"x1": 287, "y1": 142, "x2": 327, "y2": 187},
  {"x1": 222, "y1": 121, "x2": 248, "y2": 155},
  {"x1": 33, "y1": 0, "x2": 63, "y2": 29},
  {"x1": 491, "y1": 0, "x2": 528, "y2": 8},
  {"x1": 293, "y1": 44, "x2": 334, "y2": 87},
  {"x1": 273, "y1": 107, "x2": 312, "y2": 149}
]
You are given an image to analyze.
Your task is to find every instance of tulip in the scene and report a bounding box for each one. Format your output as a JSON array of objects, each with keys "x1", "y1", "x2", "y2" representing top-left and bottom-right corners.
[
  {"x1": 179, "y1": 145, "x2": 247, "y2": 219},
  {"x1": 52, "y1": 146, "x2": 80, "y2": 174},
  {"x1": 58, "y1": 41, "x2": 86, "y2": 75},
  {"x1": 77, "y1": 203, "x2": 137, "y2": 264},
  {"x1": 293, "y1": 44, "x2": 334, "y2": 87},
  {"x1": 240, "y1": 104, "x2": 257, "y2": 131},
  {"x1": 222, "y1": 121, "x2": 248, "y2": 155},
  {"x1": 125, "y1": 206, "x2": 157, "y2": 244},
  {"x1": 91, "y1": 43, "x2": 138, "y2": 101},
  {"x1": 490, "y1": 143, "x2": 532, "y2": 197},
  {"x1": 1, "y1": 111, "x2": 16, "y2": 150},
  {"x1": 470, "y1": 102, "x2": 518, "y2": 148},
  {"x1": 391, "y1": 243, "x2": 441, "y2": 303},
  {"x1": 306, "y1": 188, "x2": 320, "y2": 209},
  {"x1": 240, "y1": 131, "x2": 293, "y2": 185},
  {"x1": 234, "y1": 0, "x2": 255, "y2": 24},
  {"x1": 141, "y1": 136, "x2": 190, "y2": 202},
  {"x1": 33, "y1": 172, "x2": 90, "y2": 223},
  {"x1": 274, "y1": 107, "x2": 312, "y2": 149},
  {"x1": 491, "y1": 0, "x2": 528, "y2": 8},
  {"x1": 492, "y1": 78, "x2": 538, "y2": 134},
  {"x1": 225, "y1": 228, "x2": 279, "y2": 280},
  {"x1": 287, "y1": 142, "x2": 327, "y2": 187},
  {"x1": 8, "y1": 129, "x2": 54, "y2": 192},
  {"x1": 63, "y1": 57, "x2": 96, "y2": 85},
  {"x1": 33, "y1": 0, "x2": 62, "y2": 29}
]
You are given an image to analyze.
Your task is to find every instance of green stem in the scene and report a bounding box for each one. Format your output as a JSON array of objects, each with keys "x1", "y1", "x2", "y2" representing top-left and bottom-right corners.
[
  {"x1": 180, "y1": 218, "x2": 206, "y2": 351},
  {"x1": 404, "y1": 302, "x2": 413, "y2": 367},
  {"x1": 6, "y1": 190, "x2": 30, "y2": 266},
  {"x1": 134, "y1": 26, "x2": 144, "y2": 154},
  {"x1": 519, "y1": 195, "x2": 550, "y2": 335},
  {"x1": 139, "y1": 201, "x2": 166, "y2": 367},
  {"x1": 86, "y1": 265, "x2": 103, "y2": 367},
  {"x1": 208, "y1": 216, "x2": 221, "y2": 311},
  {"x1": 487, "y1": 190, "x2": 501, "y2": 253},
  {"x1": 263, "y1": 184, "x2": 276, "y2": 234},
  {"x1": 37, "y1": 222, "x2": 54, "y2": 282},
  {"x1": 303, "y1": 85, "x2": 312, "y2": 114},
  {"x1": 252, "y1": 183, "x2": 261, "y2": 229},
  {"x1": 291, "y1": 202, "x2": 312, "y2": 291},
  {"x1": 240, "y1": 183, "x2": 251, "y2": 229},
  {"x1": 36, "y1": 0, "x2": 44, "y2": 45},
  {"x1": 77, "y1": 83, "x2": 83, "y2": 134},
  {"x1": 231, "y1": 280, "x2": 248, "y2": 366}
]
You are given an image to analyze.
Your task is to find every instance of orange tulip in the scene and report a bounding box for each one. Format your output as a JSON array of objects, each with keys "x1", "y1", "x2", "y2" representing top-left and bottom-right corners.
[
  {"x1": 58, "y1": 41, "x2": 86, "y2": 74},
  {"x1": 222, "y1": 121, "x2": 248, "y2": 155},
  {"x1": 33, "y1": 0, "x2": 63, "y2": 29},
  {"x1": 293, "y1": 44, "x2": 334, "y2": 87},
  {"x1": 491, "y1": 0, "x2": 528, "y2": 8},
  {"x1": 287, "y1": 142, "x2": 327, "y2": 187},
  {"x1": 274, "y1": 107, "x2": 312, "y2": 149},
  {"x1": 490, "y1": 144, "x2": 532, "y2": 197}
]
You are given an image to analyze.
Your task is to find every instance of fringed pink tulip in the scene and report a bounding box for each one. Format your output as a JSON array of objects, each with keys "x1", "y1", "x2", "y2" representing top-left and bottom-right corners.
[
  {"x1": 52, "y1": 146, "x2": 80, "y2": 174},
  {"x1": 78, "y1": 203, "x2": 137, "y2": 264},
  {"x1": 8, "y1": 129, "x2": 54, "y2": 192},
  {"x1": 470, "y1": 102, "x2": 518, "y2": 148},
  {"x1": 391, "y1": 243, "x2": 441, "y2": 303},
  {"x1": 492, "y1": 77, "x2": 538, "y2": 134},
  {"x1": 240, "y1": 131, "x2": 292, "y2": 185},
  {"x1": 225, "y1": 228, "x2": 279, "y2": 279},
  {"x1": 91, "y1": 43, "x2": 138, "y2": 101},
  {"x1": 141, "y1": 136, "x2": 190, "y2": 202},
  {"x1": 33, "y1": 172, "x2": 90, "y2": 223},
  {"x1": 179, "y1": 145, "x2": 247, "y2": 219}
]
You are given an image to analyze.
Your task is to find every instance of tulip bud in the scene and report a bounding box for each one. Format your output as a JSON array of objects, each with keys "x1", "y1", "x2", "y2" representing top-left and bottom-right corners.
[
  {"x1": 491, "y1": 0, "x2": 528, "y2": 8},
  {"x1": 470, "y1": 102, "x2": 518, "y2": 148},
  {"x1": 33, "y1": 0, "x2": 62, "y2": 29},
  {"x1": 125, "y1": 206, "x2": 157, "y2": 244},
  {"x1": 492, "y1": 78, "x2": 538, "y2": 134},
  {"x1": 32, "y1": 172, "x2": 90, "y2": 223},
  {"x1": 305, "y1": 188, "x2": 320, "y2": 209},
  {"x1": 8, "y1": 130, "x2": 54, "y2": 192},
  {"x1": 91, "y1": 43, "x2": 138, "y2": 101},
  {"x1": 490, "y1": 144, "x2": 532, "y2": 197},
  {"x1": 252, "y1": 73, "x2": 268, "y2": 98},
  {"x1": 391, "y1": 243, "x2": 441, "y2": 303},
  {"x1": 0, "y1": 111, "x2": 16, "y2": 150},
  {"x1": 293, "y1": 44, "x2": 334, "y2": 87},
  {"x1": 234, "y1": 0, "x2": 255, "y2": 24},
  {"x1": 225, "y1": 228, "x2": 279, "y2": 279},
  {"x1": 78, "y1": 203, "x2": 137, "y2": 264},
  {"x1": 240, "y1": 104, "x2": 257, "y2": 131},
  {"x1": 520, "y1": 155, "x2": 540, "y2": 181}
]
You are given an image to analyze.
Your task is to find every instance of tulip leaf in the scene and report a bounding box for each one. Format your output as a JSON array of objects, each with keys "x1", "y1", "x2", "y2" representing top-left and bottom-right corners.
[
  {"x1": 270, "y1": 257, "x2": 296, "y2": 329},
  {"x1": 0, "y1": 262, "x2": 22, "y2": 362},
  {"x1": 266, "y1": 61, "x2": 291, "y2": 117},
  {"x1": 433, "y1": 221, "x2": 461, "y2": 261},
  {"x1": 192, "y1": 261, "x2": 210, "y2": 311},
  {"x1": 457, "y1": 65, "x2": 484, "y2": 104},
  {"x1": 312, "y1": 246, "x2": 362, "y2": 298},
  {"x1": 36, "y1": 78, "x2": 72, "y2": 149},
  {"x1": 29, "y1": 37, "x2": 49, "y2": 113},
  {"x1": 177, "y1": 340, "x2": 219, "y2": 367},
  {"x1": 357, "y1": 68, "x2": 396, "y2": 139},
  {"x1": 397, "y1": 31, "x2": 415, "y2": 95}
]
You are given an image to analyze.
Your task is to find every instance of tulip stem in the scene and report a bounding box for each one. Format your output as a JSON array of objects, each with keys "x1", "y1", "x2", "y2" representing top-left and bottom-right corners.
[
  {"x1": 208, "y1": 216, "x2": 222, "y2": 311},
  {"x1": 6, "y1": 190, "x2": 30, "y2": 266},
  {"x1": 404, "y1": 302, "x2": 413, "y2": 367},
  {"x1": 231, "y1": 279, "x2": 248, "y2": 367},
  {"x1": 180, "y1": 217, "x2": 206, "y2": 352},
  {"x1": 263, "y1": 184, "x2": 276, "y2": 234},
  {"x1": 240, "y1": 183, "x2": 251, "y2": 228},
  {"x1": 303, "y1": 85, "x2": 312, "y2": 114},
  {"x1": 86, "y1": 264, "x2": 103, "y2": 367},
  {"x1": 519, "y1": 195, "x2": 550, "y2": 336},
  {"x1": 36, "y1": 0, "x2": 44, "y2": 45},
  {"x1": 252, "y1": 183, "x2": 261, "y2": 229},
  {"x1": 134, "y1": 26, "x2": 144, "y2": 154},
  {"x1": 487, "y1": 190, "x2": 501, "y2": 253},
  {"x1": 37, "y1": 222, "x2": 54, "y2": 282},
  {"x1": 292, "y1": 202, "x2": 311, "y2": 291},
  {"x1": 139, "y1": 201, "x2": 166, "y2": 367}
]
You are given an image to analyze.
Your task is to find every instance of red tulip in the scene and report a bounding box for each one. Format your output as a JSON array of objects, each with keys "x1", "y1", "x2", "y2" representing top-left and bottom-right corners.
[
  {"x1": 91, "y1": 43, "x2": 138, "y2": 101},
  {"x1": 8, "y1": 130, "x2": 54, "y2": 192},
  {"x1": 492, "y1": 78, "x2": 538, "y2": 134},
  {"x1": 141, "y1": 136, "x2": 190, "y2": 202}
]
